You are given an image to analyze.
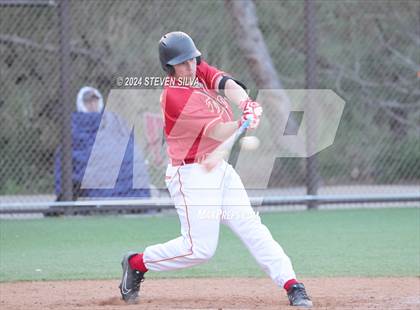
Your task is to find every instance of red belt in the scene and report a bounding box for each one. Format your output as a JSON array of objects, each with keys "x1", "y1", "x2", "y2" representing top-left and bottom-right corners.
[
  {"x1": 171, "y1": 155, "x2": 208, "y2": 166},
  {"x1": 171, "y1": 158, "x2": 196, "y2": 166}
]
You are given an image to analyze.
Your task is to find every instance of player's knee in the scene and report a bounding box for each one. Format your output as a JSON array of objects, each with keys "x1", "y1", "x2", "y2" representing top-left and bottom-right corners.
[{"x1": 192, "y1": 241, "x2": 218, "y2": 261}]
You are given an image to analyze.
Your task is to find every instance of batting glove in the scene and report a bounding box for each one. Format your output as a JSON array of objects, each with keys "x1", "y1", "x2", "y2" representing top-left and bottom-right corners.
[
  {"x1": 238, "y1": 99, "x2": 262, "y2": 129},
  {"x1": 239, "y1": 99, "x2": 263, "y2": 117},
  {"x1": 238, "y1": 111, "x2": 261, "y2": 129}
]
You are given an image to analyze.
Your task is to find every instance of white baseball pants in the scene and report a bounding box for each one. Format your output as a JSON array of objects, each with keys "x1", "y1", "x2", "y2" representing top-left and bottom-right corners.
[{"x1": 143, "y1": 160, "x2": 296, "y2": 287}]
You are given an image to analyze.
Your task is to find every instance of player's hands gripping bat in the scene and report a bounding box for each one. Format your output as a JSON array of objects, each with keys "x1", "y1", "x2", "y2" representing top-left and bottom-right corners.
[
  {"x1": 239, "y1": 99, "x2": 262, "y2": 129},
  {"x1": 202, "y1": 92, "x2": 263, "y2": 171},
  {"x1": 202, "y1": 113, "x2": 257, "y2": 172}
]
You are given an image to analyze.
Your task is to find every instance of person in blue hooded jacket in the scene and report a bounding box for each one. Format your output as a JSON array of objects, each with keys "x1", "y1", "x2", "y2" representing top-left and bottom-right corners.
[{"x1": 55, "y1": 86, "x2": 151, "y2": 200}]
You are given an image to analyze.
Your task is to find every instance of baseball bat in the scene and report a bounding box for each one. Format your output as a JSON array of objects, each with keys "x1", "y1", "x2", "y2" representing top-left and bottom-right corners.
[{"x1": 228, "y1": 89, "x2": 259, "y2": 166}]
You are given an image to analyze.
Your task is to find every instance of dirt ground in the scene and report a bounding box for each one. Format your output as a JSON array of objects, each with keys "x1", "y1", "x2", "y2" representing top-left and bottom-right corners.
[{"x1": 1, "y1": 277, "x2": 419, "y2": 310}]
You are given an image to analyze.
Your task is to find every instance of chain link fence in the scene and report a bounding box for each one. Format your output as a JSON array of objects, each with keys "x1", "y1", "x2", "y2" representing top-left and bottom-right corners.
[{"x1": 0, "y1": 0, "x2": 419, "y2": 209}]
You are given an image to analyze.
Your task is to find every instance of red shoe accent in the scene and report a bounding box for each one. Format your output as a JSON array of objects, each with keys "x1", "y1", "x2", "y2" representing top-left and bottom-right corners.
[
  {"x1": 283, "y1": 278, "x2": 299, "y2": 292},
  {"x1": 129, "y1": 253, "x2": 148, "y2": 273}
]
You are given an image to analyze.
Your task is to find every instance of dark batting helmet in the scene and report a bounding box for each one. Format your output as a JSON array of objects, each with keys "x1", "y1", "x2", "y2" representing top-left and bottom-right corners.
[{"x1": 159, "y1": 31, "x2": 201, "y2": 74}]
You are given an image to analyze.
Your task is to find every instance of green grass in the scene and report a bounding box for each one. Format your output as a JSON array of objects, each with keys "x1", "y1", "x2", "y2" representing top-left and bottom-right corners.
[{"x1": 0, "y1": 208, "x2": 419, "y2": 282}]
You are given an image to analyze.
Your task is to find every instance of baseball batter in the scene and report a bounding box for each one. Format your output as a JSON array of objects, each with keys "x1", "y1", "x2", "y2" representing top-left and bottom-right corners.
[{"x1": 119, "y1": 31, "x2": 312, "y2": 308}]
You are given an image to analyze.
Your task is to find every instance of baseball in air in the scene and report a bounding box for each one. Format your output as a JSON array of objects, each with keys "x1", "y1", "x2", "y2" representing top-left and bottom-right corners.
[{"x1": 240, "y1": 136, "x2": 260, "y2": 150}]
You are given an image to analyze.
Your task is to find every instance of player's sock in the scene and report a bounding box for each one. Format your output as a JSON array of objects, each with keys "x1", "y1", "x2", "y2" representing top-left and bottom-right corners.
[
  {"x1": 128, "y1": 253, "x2": 148, "y2": 273},
  {"x1": 283, "y1": 279, "x2": 299, "y2": 292}
]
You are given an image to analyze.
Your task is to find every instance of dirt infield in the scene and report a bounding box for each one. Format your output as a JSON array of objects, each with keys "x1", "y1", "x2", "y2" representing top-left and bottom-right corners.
[{"x1": 1, "y1": 277, "x2": 419, "y2": 309}]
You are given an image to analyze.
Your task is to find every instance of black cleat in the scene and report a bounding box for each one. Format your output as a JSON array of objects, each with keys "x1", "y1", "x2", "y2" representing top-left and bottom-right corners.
[
  {"x1": 287, "y1": 283, "x2": 313, "y2": 308},
  {"x1": 119, "y1": 251, "x2": 145, "y2": 304}
]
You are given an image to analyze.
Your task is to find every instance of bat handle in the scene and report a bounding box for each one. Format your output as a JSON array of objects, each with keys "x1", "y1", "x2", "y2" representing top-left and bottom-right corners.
[{"x1": 241, "y1": 115, "x2": 253, "y2": 130}]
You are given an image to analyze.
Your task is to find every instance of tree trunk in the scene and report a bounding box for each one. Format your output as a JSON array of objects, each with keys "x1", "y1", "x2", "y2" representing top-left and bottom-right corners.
[{"x1": 224, "y1": 0, "x2": 297, "y2": 145}]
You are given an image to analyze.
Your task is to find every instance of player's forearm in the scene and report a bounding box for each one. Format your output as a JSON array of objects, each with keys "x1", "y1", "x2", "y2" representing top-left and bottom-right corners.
[
  {"x1": 216, "y1": 78, "x2": 249, "y2": 107},
  {"x1": 224, "y1": 79, "x2": 250, "y2": 106},
  {"x1": 207, "y1": 121, "x2": 239, "y2": 141}
]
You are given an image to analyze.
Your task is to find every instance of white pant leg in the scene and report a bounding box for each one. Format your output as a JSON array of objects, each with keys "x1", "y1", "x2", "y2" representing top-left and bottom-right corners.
[
  {"x1": 143, "y1": 163, "x2": 223, "y2": 271},
  {"x1": 220, "y1": 163, "x2": 296, "y2": 287}
]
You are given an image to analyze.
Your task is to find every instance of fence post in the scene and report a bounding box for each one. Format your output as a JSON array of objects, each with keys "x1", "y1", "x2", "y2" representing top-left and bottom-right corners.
[
  {"x1": 58, "y1": 0, "x2": 73, "y2": 201},
  {"x1": 304, "y1": 0, "x2": 320, "y2": 209}
]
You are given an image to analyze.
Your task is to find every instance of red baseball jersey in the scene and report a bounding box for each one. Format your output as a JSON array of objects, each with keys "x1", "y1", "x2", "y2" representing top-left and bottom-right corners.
[{"x1": 160, "y1": 60, "x2": 234, "y2": 164}]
